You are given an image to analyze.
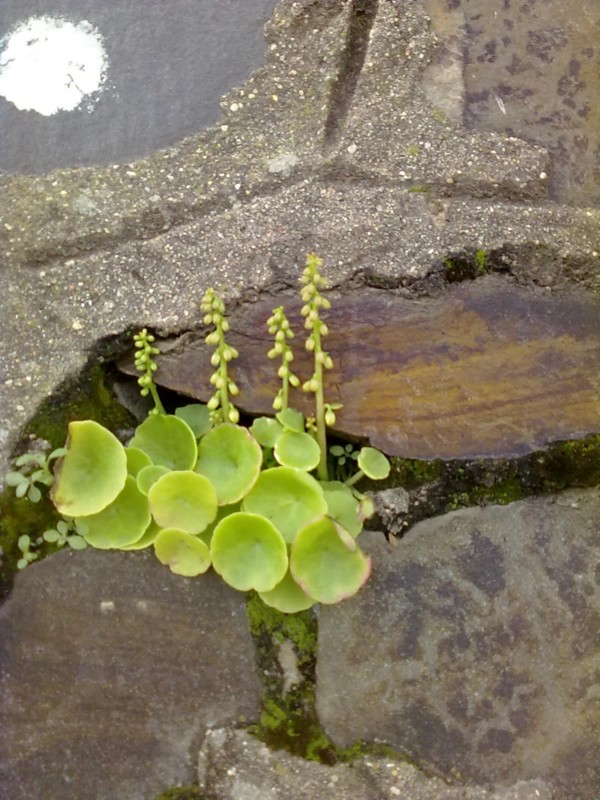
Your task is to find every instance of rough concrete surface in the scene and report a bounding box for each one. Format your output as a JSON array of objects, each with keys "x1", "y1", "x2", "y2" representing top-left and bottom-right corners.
[
  {"x1": 197, "y1": 727, "x2": 554, "y2": 800},
  {"x1": 0, "y1": 549, "x2": 261, "y2": 800},
  {"x1": 317, "y1": 489, "x2": 600, "y2": 800}
]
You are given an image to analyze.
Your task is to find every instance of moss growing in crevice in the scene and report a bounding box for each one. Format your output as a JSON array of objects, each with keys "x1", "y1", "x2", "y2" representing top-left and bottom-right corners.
[
  {"x1": 244, "y1": 592, "x2": 411, "y2": 767},
  {"x1": 152, "y1": 786, "x2": 207, "y2": 800},
  {"x1": 374, "y1": 435, "x2": 600, "y2": 535},
  {"x1": 245, "y1": 592, "x2": 338, "y2": 763},
  {"x1": 0, "y1": 357, "x2": 137, "y2": 598}
]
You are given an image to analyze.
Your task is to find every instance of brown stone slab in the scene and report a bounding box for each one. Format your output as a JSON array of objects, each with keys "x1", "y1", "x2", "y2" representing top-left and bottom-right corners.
[{"x1": 128, "y1": 276, "x2": 600, "y2": 459}]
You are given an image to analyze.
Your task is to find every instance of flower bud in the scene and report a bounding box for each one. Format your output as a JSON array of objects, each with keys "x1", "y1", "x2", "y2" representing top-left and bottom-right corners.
[
  {"x1": 278, "y1": 365, "x2": 288, "y2": 378},
  {"x1": 229, "y1": 382, "x2": 239, "y2": 396},
  {"x1": 305, "y1": 336, "x2": 315, "y2": 351},
  {"x1": 215, "y1": 376, "x2": 225, "y2": 389},
  {"x1": 324, "y1": 355, "x2": 333, "y2": 369},
  {"x1": 229, "y1": 408, "x2": 240, "y2": 424},
  {"x1": 210, "y1": 352, "x2": 220, "y2": 367},
  {"x1": 207, "y1": 396, "x2": 219, "y2": 410},
  {"x1": 221, "y1": 319, "x2": 230, "y2": 332},
  {"x1": 325, "y1": 408, "x2": 336, "y2": 426},
  {"x1": 272, "y1": 394, "x2": 283, "y2": 411},
  {"x1": 289, "y1": 375, "x2": 300, "y2": 387},
  {"x1": 203, "y1": 314, "x2": 213, "y2": 325}
]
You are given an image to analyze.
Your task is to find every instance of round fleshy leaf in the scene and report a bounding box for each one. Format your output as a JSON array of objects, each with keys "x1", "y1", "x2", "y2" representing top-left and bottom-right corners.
[
  {"x1": 259, "y1": 568, "x2": 317, "y2": 613},
  {"x1": 148, "y1": 470, "x2": 217, "y2": 534},
  {"x1": 154, "y1": 528, "x2": 211, "y2": 576},
  {"x1": 125, "y1": 447, "x2": 152, "y2": 477},
  {"x1": 52, "y1": 420, "x2": 127, "y2": 517},
  {"x1": 357, "y1": 447, "x2": 390, "y2": 480},
  {"x1": 129, "y1": 414, "x2": 197, "y2": 470},
  {"x1": 175, "y1": 404, "x2": 211, "y2": 438},
  {"x1": 250, "y1": 417, "x2": 283, "y2": 448},
  {"x1": 320, "y1": 480, "x2": 362, "y2": 537},
  {"x1": 211, "y1": 512, "x2": 288, "y2": 592},
  {"x1": 195, "y1": 424, "x2": 262, "y2": 505},
  {"x1": 291, "y1": 516, "x2": 371, "y2": 604},
  {"x1": 137, "y1": 464, "x2": 170, "y2": 495},
  {"x1": 120, "y1": 520, "x2": 162, "y2": 550},
  {"x1": 275, "y1": 408, "x2": 304, "y2": 433},
  {"x1": 274, "y1": 431, "x2": 320, "y2": 471},
  {"x1": 242, "y1": 467, "x2": 327, "y2": 543},
  {"x1": 77, "y1": 475, "x2": 151, "y2": 549}
]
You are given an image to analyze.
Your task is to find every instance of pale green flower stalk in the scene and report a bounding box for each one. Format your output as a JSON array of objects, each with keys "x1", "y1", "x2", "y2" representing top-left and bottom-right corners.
[
  {"x1": 134, "y1": 329, "x2": 165, "y2": 415},
  {"x1": 301, "y1": 253, "x2": 335, "y2": 481},
  {"x1": 267, "y1": 306, "x2": 300, "y2": 412},
  {"x1": 201, "y1": 289, "x2": 240, "y2": 424}
]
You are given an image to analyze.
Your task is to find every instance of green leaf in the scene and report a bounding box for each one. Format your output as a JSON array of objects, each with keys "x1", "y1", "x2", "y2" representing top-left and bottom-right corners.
[
  {"x1": 259, "y1": 568, "x2": 317, "y2": 613},
  {"x1": 250, "y1": 417, "x2": 283, "y2": 448},
  {"x1": 211, "y1": 512, "x2": 288, "y2": 592},
  {"x1": 275, "y1": 408, "x2": 305, "y2": 433},
  {"x1": 136, "y1": 464, "x2": 170, "y2": 495},
  {"x1": 67, "y1": 535, "x2": 88, "y2": 551},
  {"x1": 154, "y1": 528, "x2": 211, "y2": 577},
  {"x1": 42, "y1": 530, "x2": 60, "y2": 543},
  {"x1": 49, "y1": 447, "x2": 68, "y2": 461},
  {"x1": 15, "y1": 482, "x2": 29, "y2": 498},
  {"x1": 195, "y1": 424, "x2": 262, "y2": 505},
  {"x1": 291, "y1": 516, "x2": 371, "y2": 604},
  {"x1": 274, "y1": 431, "x2": 320, "y2": 471},
  {"x1": 175, "y1": 404, "x2": 212, "y2": 438},
  {"x1": 51, "y1": 420, "x2": 128, "y2": 517},
  {"x1": 27, "y1": 486, "x2": 42, "y2": 503},
  {"x1": 129, "y1": 414, "x2": 197, "y2": 470},
  {"x1": 5, "y1": 471, "x2": 28, "y2": 486},
  {"x1": 120, "y1": 520, "x2": 162, "y2": 550},
  {"x1": 148, "y1": 470, "x2": 218, "y2": 535},
  {"x1": 15, "y1": 453, "x2": 45, "y2": 467},
  {"x1": 76, "y1": 475, "x2": 151, "y2": 549},
  {"x1": 17, "y1": 534, "x2": 31, "y2": 552},
  {"x1": 242, "y1": 467, "x2": 327, "y2": 543},
  {"x1": 125, "y1": 447, "x2": 152, "y2": 477},
  {"x1": 320, "y1": 480, "x2": 362, "y2": 537},
  {"x1": 357, "y1": 447, "x2": 390, "y2": 480}
]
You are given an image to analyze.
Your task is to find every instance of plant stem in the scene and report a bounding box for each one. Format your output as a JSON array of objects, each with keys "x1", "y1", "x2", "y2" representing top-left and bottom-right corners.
[{"x1": 344, "y1": 469, "x2": 365, "y2": 487}]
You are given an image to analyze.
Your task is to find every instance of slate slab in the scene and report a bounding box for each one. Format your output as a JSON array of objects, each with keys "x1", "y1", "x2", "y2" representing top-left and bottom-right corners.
[
  {"x1": 124, "y1": 274, "x2": 600, "y2": 459},
  {"x1": 0, "y1": 549, "x2": 261, "y2": 800},
  {"x1": 197, "y1": 727, "x2": 554, "y2": 800},
  {"x1": 316, "y1": 489, "x2": 600, "y2": 800}
]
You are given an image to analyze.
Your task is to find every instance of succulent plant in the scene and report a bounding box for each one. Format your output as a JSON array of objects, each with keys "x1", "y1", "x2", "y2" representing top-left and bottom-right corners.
[{"x1": 6, "y1": 254, "x2": 392, "y2": 613}]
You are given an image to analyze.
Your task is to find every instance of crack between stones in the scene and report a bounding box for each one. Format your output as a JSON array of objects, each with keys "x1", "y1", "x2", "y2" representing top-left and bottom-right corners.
[{"x1": 322, "y1": 0, "x2": 379, "y2": 149}]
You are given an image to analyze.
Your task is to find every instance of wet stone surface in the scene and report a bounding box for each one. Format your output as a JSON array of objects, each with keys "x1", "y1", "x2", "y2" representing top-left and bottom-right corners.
[
  {"x1": 0, "y1": 549, "x2": 261, "y2": 800},
  {"x1": 129, "y1": 274, "x2": 600, "y2": 459},
  {"x1": 316, "y1": 489, "x2": 600, "y2": 800},
  {"x1": 426, "y1": 0, "x2": 600, "y2": 205}
]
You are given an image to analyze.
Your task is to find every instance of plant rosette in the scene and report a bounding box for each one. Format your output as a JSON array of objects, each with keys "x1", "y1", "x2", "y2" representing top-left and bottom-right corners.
[{"x1": 7, "y1": 255, "x2": 391, "y2": 613}]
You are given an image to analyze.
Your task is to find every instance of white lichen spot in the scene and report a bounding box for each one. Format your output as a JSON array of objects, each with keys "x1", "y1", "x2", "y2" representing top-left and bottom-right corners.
[
  {"x1": 99, "y1": 600, "x2": 115, "y2": 613},
  {"x1": 0, "y1": 15, "x2": 108, "y2": 116}
]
